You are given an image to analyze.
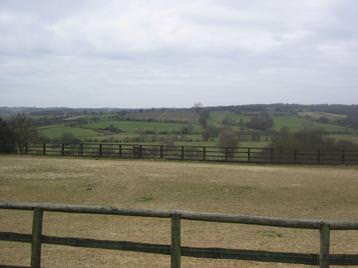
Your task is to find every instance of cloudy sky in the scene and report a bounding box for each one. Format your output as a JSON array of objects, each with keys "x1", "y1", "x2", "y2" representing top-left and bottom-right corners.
[{"x1": 0, "y1": 0, "x2": 357, "y2": 108}]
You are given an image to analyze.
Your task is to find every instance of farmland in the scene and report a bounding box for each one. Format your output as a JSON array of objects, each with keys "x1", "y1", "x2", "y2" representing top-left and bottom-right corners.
[
  {"x1": 1, "y1": 155, "x2": 358, "y2": 267},
  {"x1": 18, "y1": 106, "x2": 357, "y2": 147}
]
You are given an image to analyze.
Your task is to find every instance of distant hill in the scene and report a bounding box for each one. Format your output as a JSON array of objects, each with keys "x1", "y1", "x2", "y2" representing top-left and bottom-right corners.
[{"x1": 1, "y1": 104, "x2": 358, "y2": 117}]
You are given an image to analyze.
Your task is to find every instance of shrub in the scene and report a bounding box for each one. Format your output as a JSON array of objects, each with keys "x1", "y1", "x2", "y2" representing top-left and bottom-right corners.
[{"x1": 246, "y1": 112, "x2": 273, "y2": 131}]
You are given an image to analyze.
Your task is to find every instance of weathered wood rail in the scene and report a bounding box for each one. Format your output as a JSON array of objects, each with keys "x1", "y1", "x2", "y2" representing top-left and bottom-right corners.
[
  {"x1": 1, "y1": 143, "x2": 358, "y2": 165},
  {"x1": 1, "y1": 203, "x2": 358, "y2": 267}
]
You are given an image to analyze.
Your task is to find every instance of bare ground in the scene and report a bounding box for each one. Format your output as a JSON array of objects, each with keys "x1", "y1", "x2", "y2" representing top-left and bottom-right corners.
[{"x1": 0, "y1": 155, "x2": 358, "y2": 267}]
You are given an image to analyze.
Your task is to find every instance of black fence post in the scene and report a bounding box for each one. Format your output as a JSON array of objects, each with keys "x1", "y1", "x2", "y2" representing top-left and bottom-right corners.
[
  {"x1": 294, "y1": 149, "x2": 297, "y2": 163},
  {"x1": 160, "y1": 145, "x2": 164, "y2": 159},
  {"x1": 181, "y1": 146, "x2": 184, "y2": 160},
  {"x1": 61, "y1": 144, "x2": 65, "y2": 156},
  {"x1": 317, "y1": 149, "x2": 321, "y2": 164},
  {"x1": 248, "y1": 148, "x2": 251, "y2": 163},
  {"x1": 224, "y1": 148, "x2": 228, "y2": 161},
  {"x1": 270, "y1": 148, "x2": 274, "y2": 163},
  {"x1": 42, "y1": 144, "x2": 46, "y2": 156},
  {"x1": 25, "y1": 143, "x2": 29, "y2": 154},
  {"x1": 139, "y1": 145, "x2": 143, "y2": 158},
  {"x1": 99, "y1": 144, "x2": 103, "y2": 157},
  {"x1": 119, "y1": 144, "x2": 122, "y2": 158},
  {"x1": 202, "y1": 146, "x2": 206, "y2": 161},
  {"x1": 342, "y1": 149, "x2": 345, "y2": 164},
  {"x1": 80, "y1": 143, "x2": 84, "y2": 156}
]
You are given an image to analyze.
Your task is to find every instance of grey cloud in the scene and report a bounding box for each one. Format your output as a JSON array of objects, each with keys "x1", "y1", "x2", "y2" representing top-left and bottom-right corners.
[{"x1": 0, "y1": 0, "x2": 357, "y2": 107}]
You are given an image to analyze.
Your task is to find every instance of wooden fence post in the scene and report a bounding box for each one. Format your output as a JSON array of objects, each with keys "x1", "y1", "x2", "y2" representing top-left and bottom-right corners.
[
  {"x1": 42, "y1": 144, "x2": 46, "y2": 156},
  {"x1": 342, "y1": 149, "x2": 345, "y2": 164},
  {"x1": 171, "y1": 213, "x2": 181, "y2": 268},
  {"x1": 61, "y1": 144, "x2": 65, "y2": 156},
  {"x1": 139, "y1": 145, "x2": 143, "y2": 158},
  {"x1": 119, "y1": 144, "x2": 122, "y2": 158},
  {"x1": 31, "y1": 208, "x2": 43, "y2": 268},
  {"x1": 80, "y1": 143, "x2": 84, "y2": 156},
  {"x1": 248, "y1": 148, "x2": 251, "y2": 163},
  {"x1": 270, "y1": 148, "x2": 274, "y2": 163},
  {"x1": 320, "y1": 223, "x2": 330, "y2": 268},
  {"x1": 181, "y1": 146, "x2": 184, "y2": 160},
  {"x1": 224, "y1": 148, "x2": 229, "y2": 161},
  {"x1": 25, "y1": 143, "x2": 29, "y2": 154},
  {"x1": 99, "y1": 144, "x2": 103, "y2": 157},
  {"x1": 202, "y1": 146, "x2": 206, "y2": 161},
  {"x1": 160, "y1": 145, "x2": 164, "y2": 159},
  {"x1": 294, "y1": 149, "x2": 297, "y2": 163}
]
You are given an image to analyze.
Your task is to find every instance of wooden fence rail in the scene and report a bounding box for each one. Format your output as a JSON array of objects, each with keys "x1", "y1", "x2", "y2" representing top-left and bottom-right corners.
[
  {"x1": 1, "y1": 143, "x2": 358, "y2": 165},
  {"x1": 1, "y1": 202, "x2": 358, "y2": 267}
]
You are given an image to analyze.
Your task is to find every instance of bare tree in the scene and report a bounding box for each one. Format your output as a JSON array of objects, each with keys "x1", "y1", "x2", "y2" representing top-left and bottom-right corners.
[
  {"x1": 9, "y1": 114, "x2": 37, "y2": 152},
  {"x1": 193, "y1": 103, "x2": 211, "y2": 140},
  {"x1": 0, "y1": 118, "x2": 16, "y2": 152},
  {"x1": 217, "y1": 127, "x2": 239, "y2": 159}
]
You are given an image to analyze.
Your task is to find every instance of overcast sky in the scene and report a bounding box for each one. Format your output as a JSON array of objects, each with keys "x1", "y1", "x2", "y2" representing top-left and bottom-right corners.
[{"x1": 0, "y1": 0, "x2": 357, "y2": 108}]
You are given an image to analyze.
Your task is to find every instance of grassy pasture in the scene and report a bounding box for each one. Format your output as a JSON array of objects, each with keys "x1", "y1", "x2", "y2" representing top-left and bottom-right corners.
[
  {"x1": 209, "y1": 111, "x2": 250, "y2": 125},
  {"x1": 272, "y1": 115, "x2": 352, "y2": 133},
  {"x1": 298, "y1": 111, "x2": 347, "y2": 121},
  {"x1": 208, "y1": 111, "x2": 353, "y2": 133},
  {"x1": 1, "y1": 156, "x2": 358, "y2": 267},
  {"x1": 34, "y1": 109, "x2": 358, "y2": 147},
  {"x1": 124, "y1": 109, "x2": 199, "y2": 122},
  {"x1": 38, "y1": 125, "x2": 99, "y2": 139},
  {"x1": 83, "y1": 120, "x2": 201, "y2": 134}
]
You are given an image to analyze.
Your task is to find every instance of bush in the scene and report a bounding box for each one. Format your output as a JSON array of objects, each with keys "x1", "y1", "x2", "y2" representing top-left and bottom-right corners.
[
  {"x1": 180, "y1": 124, "x2": 193, "y2": 135},
  {"x1": 217, "y1": 127, "x2": 239, "y2": 148},
  {"x1": 59, "y1": 132, "x2": 81, "y2": 144},
  {"x1": 246, "y1": 112, "x2": 273, "y2": 131},
  {"x1": 270, "y1": 128, "x2": 355, "y2": 151},
  {"x1": 202, "y1": 125, "x2": 219, "y2": 141},
  {"x1": 217, "y1": 127, "x2": 239, "y2": 159}
]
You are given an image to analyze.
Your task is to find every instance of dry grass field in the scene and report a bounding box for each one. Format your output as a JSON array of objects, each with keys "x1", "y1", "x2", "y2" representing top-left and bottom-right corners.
[{"x1": 1, "y1": 155, "x2": 358, "y2": 267}]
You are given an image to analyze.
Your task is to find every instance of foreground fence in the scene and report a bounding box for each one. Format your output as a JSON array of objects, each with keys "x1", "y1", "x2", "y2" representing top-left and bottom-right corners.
[
  {"x1": 0, "y1": 143, "x2": 358, "y2": 165},
  {"x1": 1, "y1": 143, "x2": 358, "y2": 164},
  {"x1": 1, "y1": 202, "x2": 358, "y2": 267}
]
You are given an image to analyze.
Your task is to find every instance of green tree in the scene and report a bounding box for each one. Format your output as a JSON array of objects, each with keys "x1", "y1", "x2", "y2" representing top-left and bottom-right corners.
[
  {"x1": 271, "y1": 128, "x2": 334, "y2": 151},
  {"x1": 246, "y1": 112, "x2": 273, "y2": 131}
]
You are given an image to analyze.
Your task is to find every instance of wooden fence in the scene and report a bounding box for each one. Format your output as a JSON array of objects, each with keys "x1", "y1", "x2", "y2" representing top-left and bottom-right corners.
[
  {"x1": 1, "y1": 202, "x2": 358, "y2": 267},
  {"x1": 1, "y1": 143, "x2": 358, "y2": 165}
]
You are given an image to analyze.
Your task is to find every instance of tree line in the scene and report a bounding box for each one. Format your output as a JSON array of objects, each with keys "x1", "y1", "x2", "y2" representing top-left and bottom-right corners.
[{"x1": 0, "y1": 114, "x2": 39, "y2": 152}]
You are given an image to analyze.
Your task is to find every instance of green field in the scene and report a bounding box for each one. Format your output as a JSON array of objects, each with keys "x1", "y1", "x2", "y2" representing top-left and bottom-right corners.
[
  {"x1": 272, "y1": 115, "x2": 352, "y2": 132},
  {"x1": 38, "y1": 125, "x2": 99, "y2": 139},
  {"x1": 209, "y1": 111, "x2": 352, "y2": 133},
  {"x1": 209, "y1": 111, "x2": 250, "y2": 125},
  {"x1": 32, "y1": 108, "x2": 358, "y2": 146},
  {"x1": 83, "y1": 120, "x2": 201, "y2": 133}
]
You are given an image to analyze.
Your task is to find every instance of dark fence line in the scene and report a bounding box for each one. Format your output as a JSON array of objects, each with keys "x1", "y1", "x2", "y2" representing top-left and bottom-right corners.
[
  {"x1": 1, "y1": 143, "x2": 358, "y2": 165},
  {"x1": 1, "y1": 202, "x2": 358, "y2": 268}
]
